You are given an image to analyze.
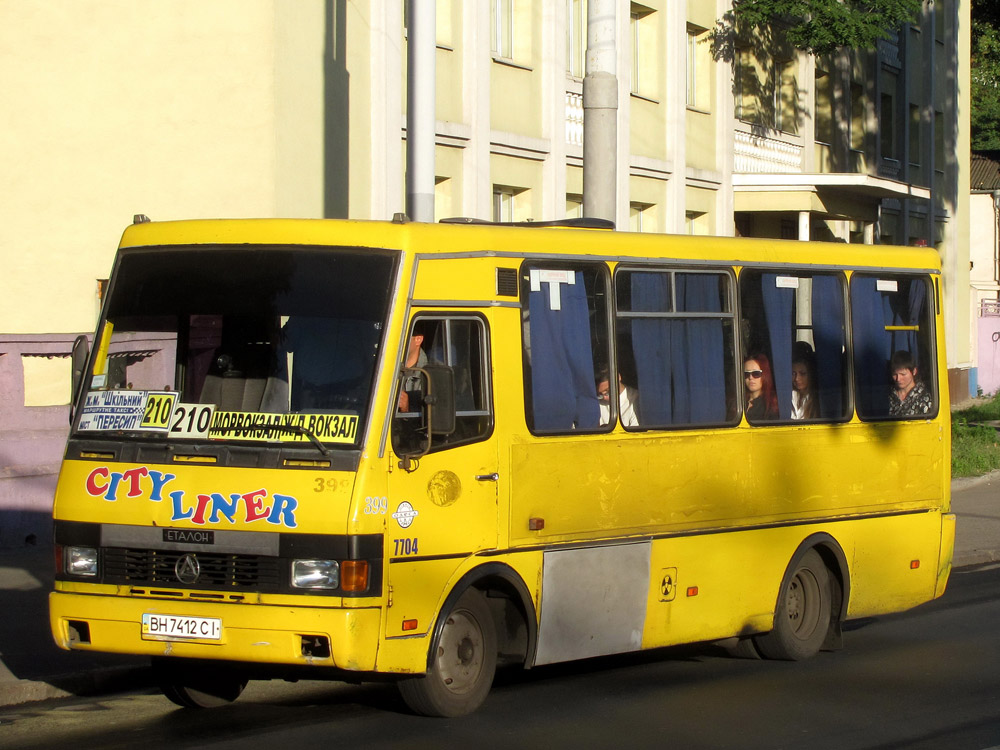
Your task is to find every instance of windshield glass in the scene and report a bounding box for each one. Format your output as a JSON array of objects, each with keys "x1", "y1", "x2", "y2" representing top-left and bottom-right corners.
[{"x1": 74, "y1": 245, "x2": 397, "y2": 448}]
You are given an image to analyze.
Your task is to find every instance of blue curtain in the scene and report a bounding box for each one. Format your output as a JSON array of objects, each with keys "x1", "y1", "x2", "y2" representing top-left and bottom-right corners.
[
  {"x1": 851, "y1": 277, "x2": 891, "y2": 418},
  {"x1": 891, "y1": 278, "x2": 926, "y2": 358},
  {"x1": 762, "y1": 274, "x2": 794, "y2": 419},
  {"x1": 631, "y1": 273, "x2": 673, "y2": 424},
  {"x1": 811, "y1": 275, "x2": 846, "y2": 418},
  {"x1": 528, "y1": 272, "x2": 600, "y2": 431},
  {"x1": 631, "y1": 273, "x2": 726, "y2": 425}
]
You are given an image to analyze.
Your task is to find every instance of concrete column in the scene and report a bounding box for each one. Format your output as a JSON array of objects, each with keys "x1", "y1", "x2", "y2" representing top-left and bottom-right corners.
[{"x1": 798, "y1": 210, "x2": 810, "y2": 241}]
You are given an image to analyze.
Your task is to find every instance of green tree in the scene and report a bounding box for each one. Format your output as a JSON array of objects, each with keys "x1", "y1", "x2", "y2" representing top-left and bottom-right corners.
[
  {"x1": 972, "y1": 0, "x2": 1000, "y2": 150},
  {"x1": 716, "y1": 0, "x2": 922, "y2": 56}
]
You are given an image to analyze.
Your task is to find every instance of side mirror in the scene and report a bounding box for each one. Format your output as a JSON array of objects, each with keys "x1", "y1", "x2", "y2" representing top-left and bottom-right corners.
[
  {"x1": 69, "y1": 334, "x2": 90, "y2": 424},
  {"x1": 395, "y1": 364, "x2": 456, "y2": 471},
  {"x1": 423, "y1": 364, "x2": 456, "y2": 436}
]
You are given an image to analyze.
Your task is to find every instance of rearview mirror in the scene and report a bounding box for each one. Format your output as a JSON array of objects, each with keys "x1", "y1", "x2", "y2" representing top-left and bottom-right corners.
[{"x1": 69, "y1": 334, "x2": 90, "y2": 424}]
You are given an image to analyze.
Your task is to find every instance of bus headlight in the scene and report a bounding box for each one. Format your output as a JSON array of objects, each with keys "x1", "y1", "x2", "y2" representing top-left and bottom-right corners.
[
  {"x1": 66, "y1": 546, "x2": 98, "y2": 577},
  {"x1": 291, "y1": 559, "x2": 339, "y2": 589}
]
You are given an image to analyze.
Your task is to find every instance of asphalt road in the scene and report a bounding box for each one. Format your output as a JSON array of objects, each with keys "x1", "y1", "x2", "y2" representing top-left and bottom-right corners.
[{"x1": 3, "y1": 562, "x2": 999, "y2": 750}]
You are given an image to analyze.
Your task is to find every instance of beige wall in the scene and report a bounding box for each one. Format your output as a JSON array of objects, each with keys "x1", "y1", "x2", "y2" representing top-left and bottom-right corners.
[{"x1": 1, "y1": 1, "x2": 295, "y2": 336}]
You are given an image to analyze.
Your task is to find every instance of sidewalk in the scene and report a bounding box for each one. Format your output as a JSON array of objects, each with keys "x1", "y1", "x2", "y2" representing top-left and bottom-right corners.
[{"x1": 0, "y1": 473, "x2": 997, "y2": 708}]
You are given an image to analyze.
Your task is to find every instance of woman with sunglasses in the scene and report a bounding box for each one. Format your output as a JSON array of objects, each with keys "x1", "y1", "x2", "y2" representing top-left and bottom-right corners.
[{"x1": 744, "y1": 353, "x2": 778, "y2": 421}]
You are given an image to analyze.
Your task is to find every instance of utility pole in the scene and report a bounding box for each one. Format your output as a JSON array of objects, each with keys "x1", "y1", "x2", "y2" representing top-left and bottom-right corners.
[
  {"x1": 583, "y1": 0, "x2": 618, "y2": 223},
  {"x1": 406, "y1": 0, "x2": 436, "y2": 222}
]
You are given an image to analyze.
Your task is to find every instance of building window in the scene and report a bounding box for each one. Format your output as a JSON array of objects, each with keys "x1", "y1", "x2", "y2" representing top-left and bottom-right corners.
[
  {"x1": 630, "y1": 3, "x2": 655, "y2": 96},
  {"x1": 736, "y1": 49, "x2": 797, "y2": 133},
  {"x1": 687, "y1": 25, "x2": 710, "y2": 110},
  {"x1": 814, "y1": 68, "x2": 833, "y2": 145},
  {"x1": 566, "y1": 194, "x2": 583, "y2": 219},
  {"x1": 880, "y1": 71, "x2": 898, "y2": 161},
  {"x1": 776, "y1": 59, "x2": 798, "y2": 134},
  {"x1": 493, "y1": 187, "x2": 515, "y2": 222},
  {"x1": 881, "y1": 93, "x2": 895, "y2": 160},
  {"x1": 492, "y1": 0, "x2": 513, "y2": 59},
  {"x1": 934, "y1": 0, "x2": 945, "y2": 44},
  {"x1": 909, "y1": 103, "x2": 921, "y2": 168},
  {"x1": 686, "y1": 210, "x2": 707, "y2": 235},
  {"x1": 850, "y1": 81, "x2": 865, "y2": 153},
  {"x1": 494, "y1": 185, "x2": 529, "y2": 222},
  {"x1": 567, "y1": 0, "x2": 585, "y2": 78},
  {"x1": 630, "y1": 202, "x2": 652, "y2": 232},
  {"x1": 934, "y1": 110, "x2": 944, "y2": 172}
]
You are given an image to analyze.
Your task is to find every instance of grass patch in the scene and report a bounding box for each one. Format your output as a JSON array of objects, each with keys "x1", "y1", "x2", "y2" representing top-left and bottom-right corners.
[{"x1": 952, "y1": 391, "x2": 1000, "y2": 477}]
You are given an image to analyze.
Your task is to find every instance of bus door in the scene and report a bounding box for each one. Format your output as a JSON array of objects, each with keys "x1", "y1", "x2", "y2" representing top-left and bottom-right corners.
[{"x1": 384, "y1": 313, "x2": 498, "y2": 634}]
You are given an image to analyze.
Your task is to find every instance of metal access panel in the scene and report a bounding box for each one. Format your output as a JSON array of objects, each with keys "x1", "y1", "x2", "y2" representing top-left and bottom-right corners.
[{"x1": 534, "y1": 542, "x2": 651, "y2": 666}]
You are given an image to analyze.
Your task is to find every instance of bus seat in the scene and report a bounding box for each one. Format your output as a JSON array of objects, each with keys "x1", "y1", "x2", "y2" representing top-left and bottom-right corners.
[{"x1": 199, "y1": 345, "x2": 273, "y2": 412}]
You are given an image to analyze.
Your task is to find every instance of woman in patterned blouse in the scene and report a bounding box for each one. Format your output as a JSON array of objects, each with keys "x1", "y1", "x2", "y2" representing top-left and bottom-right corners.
[{"x1": 889, "y1": 350, "x2": 933, "y2": 417}]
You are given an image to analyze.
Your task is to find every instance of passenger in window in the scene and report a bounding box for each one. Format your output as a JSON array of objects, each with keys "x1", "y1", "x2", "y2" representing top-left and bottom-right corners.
[
  {"x1": 790, "y1": 342, "x2": 819, "y2": 420},
  {"x1": 596, "y1": 368, "x2": 639, "y2": 427},
  {"x1": 744, "y1": 354, "x2": 778, "y2": 421},
  {"x1": 889, "y1": 350, "x2": 933, "y2": 417}
]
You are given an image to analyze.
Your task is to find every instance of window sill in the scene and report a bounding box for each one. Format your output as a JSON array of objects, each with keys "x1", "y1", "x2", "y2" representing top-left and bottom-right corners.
[
  {"x1": 686, "y1": 105, "x2": 711, "y2": 115},
  {"x1": 492, "y1": 55, "x2": 533, "y2": 72},
  {"x1": 630, "y1": 92, "x2": 660, "y2": 105}
]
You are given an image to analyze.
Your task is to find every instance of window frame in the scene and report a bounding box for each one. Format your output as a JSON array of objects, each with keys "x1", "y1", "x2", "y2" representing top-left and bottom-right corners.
[
  {"x1": 849, "y1": 272, "x2": 939, "y2": 423},
  {"x1": 519, "y1": 260, "x2": 613, "y2": 436},
  {"x1": 392, "y1": 312, "x2": 495, "y2": 455},
  {"x1": 613, "y1": 264, "x2": 740, "y2": 431},
  {"x1": 737, "y1": 268, "x2": 853, "y2": 426}
]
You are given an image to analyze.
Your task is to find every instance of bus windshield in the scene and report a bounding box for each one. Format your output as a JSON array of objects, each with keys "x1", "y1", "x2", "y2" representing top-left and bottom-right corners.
[{"x1": 75, "y1": 245, "x2": 397, "y2": 447}]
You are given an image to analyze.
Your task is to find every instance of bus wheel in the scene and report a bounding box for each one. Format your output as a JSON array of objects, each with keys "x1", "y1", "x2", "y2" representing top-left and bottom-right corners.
[
  {"x1": 755, "y1": 549, "x2": 832, "y2": 661},
  {"x1": 398, "y1": 589, "x2": 497, "y2": 717},
  {"x1": 156, "y1": 664, "x2": 248, "y2": 709}
]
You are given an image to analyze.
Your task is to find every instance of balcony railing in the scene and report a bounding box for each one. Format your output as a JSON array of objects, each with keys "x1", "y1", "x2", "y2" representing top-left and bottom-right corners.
[
  {"x1": 734, "y1": 131, "x2": 802, "y2": 173},
  {"x1": 566, "y1": 91, "x2": 583, "y2": 147}
]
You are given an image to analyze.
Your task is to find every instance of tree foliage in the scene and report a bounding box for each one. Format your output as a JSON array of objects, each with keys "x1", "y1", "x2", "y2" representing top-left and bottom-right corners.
[
  {"x1": 716, "y1": 0, "x2": 922, "y2": 56},
  {"x1": 972, "y1": 0, "x2": 1000, "y2": 150}
]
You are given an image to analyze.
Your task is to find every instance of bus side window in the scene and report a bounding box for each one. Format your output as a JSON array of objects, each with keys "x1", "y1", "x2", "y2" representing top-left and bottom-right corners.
[
  {"x1": 739, "y1": 271, "x2": 849, "y2": 423},
  {"x1": 520, "y1": 264, "x2": 610, "y2": 433},
  {"x1": 615, "y1": 268, "x2": 737, "y2": 428},
  {"x1": 391, "y1": 315, "x2": 493, "y2": 456},
  {"x1": 851, "y1": 274, "x2": 937, "y2": 420}
]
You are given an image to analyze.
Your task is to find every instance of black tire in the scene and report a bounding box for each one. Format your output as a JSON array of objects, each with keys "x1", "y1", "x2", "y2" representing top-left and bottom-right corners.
[
  {"x1": 754, "y1": 549, "x2": 832, "y2": 661},
  {"x1": 398, "y1": 588, "x2": 498, "y2": 717},
  {"x1": 156, "y1": 664, "x2": 248, "y2": 708}
]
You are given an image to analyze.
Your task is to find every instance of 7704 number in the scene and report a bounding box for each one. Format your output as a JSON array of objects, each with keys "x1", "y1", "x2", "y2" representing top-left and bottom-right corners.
[{"x1": 393, "y1": 538, "x2": 418, "y2": 556}]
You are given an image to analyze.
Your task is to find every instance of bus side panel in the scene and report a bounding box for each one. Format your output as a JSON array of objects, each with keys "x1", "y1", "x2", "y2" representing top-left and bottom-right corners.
[
  {"x1": 845, "y1": 511, "x2": 946, "y2": 618},
  {"x1": 641, "y1": 513, "x2": 944, "y2": 650}
]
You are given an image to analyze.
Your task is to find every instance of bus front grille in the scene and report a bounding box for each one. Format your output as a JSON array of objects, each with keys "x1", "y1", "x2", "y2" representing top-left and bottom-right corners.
[{"x1": 103, "y1": 548, "x2": 281, "y2": 591}]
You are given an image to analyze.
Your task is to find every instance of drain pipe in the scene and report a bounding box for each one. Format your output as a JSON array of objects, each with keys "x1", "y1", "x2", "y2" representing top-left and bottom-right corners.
[
  {"x1": 405, "y1": 0, "x2": 435, "y2": 222},
  {"x1": 993, "y1": 190, "x2": 1000, "y2": 287}
]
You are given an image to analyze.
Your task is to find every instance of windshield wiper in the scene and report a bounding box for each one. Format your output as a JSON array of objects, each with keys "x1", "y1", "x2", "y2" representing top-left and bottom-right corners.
[{"x1": 253, "y1": 422, "x2": 330, "y2": 456}]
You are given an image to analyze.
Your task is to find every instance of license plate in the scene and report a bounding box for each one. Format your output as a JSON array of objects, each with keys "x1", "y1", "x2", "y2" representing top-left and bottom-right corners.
[{"x1": 142, "y1": 613, "x2": 222, "y2": 641}]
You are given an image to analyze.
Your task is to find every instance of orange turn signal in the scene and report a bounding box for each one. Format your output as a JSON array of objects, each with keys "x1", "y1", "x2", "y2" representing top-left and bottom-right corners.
[
  {"x1": 402, "y1": 619, "x2": 418, "y2": 632},
  {"x1": 687, "y1": 586, "x2": 699, "y2": 597},
  {"x1": 341, "y1": 560, "x2": 370, "y2": 592},
  {"x1": 910, "y1": 560, "x2": 920, "y2": 570}
]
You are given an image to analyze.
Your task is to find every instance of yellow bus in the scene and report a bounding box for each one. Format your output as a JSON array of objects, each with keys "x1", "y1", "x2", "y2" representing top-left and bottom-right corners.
[{"x1": 50, "y1": 216, "x2": 953, "y2": 716}]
